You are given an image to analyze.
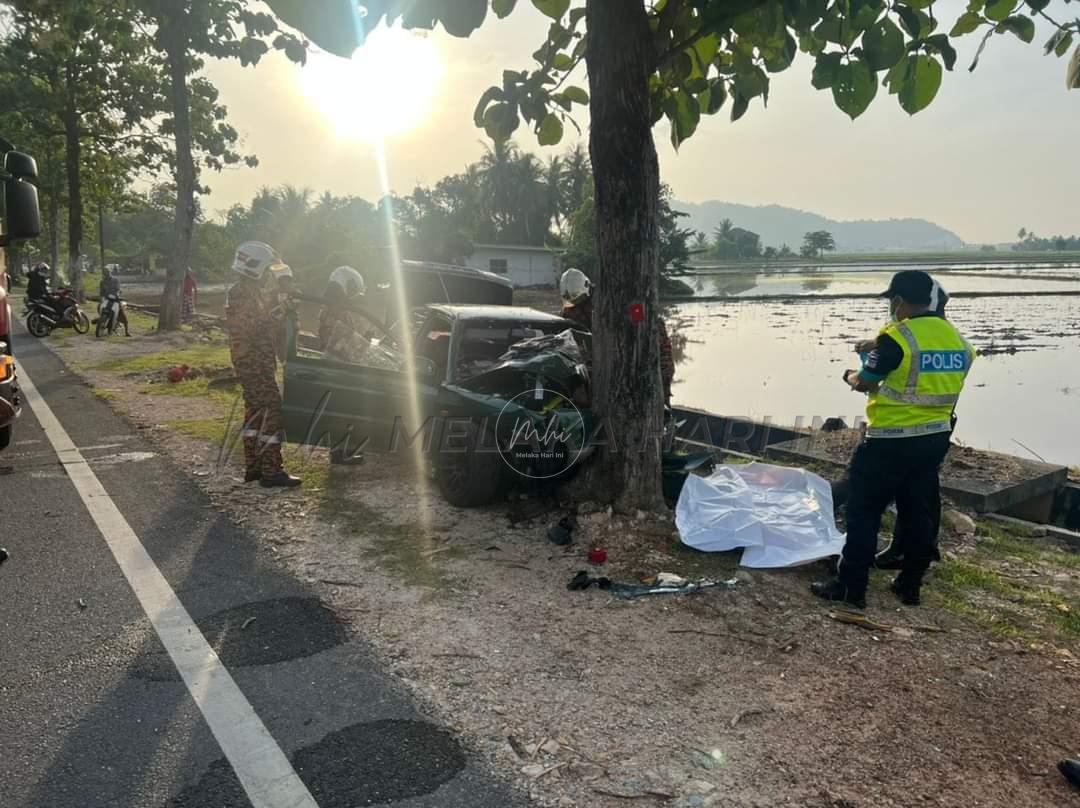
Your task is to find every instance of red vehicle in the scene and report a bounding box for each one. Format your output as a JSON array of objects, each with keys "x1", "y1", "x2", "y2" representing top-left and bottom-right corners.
[{"x1": 0, "y1": 138, "x2": 43, "y2": 451}]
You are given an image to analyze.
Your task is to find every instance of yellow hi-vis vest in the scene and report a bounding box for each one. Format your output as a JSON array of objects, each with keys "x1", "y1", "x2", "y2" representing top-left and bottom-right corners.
[{"x1": 866, "y1": 316, "x2": 975, "y2": 439}]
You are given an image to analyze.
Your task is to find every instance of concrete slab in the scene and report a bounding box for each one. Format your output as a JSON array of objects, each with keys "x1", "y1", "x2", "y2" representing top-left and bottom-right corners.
[{"x1": 764, "y1": 437, "x2": 1068, "y2": 514}]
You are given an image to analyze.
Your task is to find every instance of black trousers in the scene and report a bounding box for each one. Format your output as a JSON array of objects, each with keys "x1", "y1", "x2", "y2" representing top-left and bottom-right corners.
[{"x1": 839, "y1": 431, "x2": 951, "y2": 594}]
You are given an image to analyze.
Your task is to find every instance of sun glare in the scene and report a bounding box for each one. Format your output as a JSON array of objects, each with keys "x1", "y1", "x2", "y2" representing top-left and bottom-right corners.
[{"x1": 298, "y1": 26, "x2": 444, "y2": 142}]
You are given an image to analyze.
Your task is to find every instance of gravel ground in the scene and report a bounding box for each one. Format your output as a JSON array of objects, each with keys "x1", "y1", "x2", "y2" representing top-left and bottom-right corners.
[{"x1": 36, "y1": 324, "x2": 1080, "y2": 808}]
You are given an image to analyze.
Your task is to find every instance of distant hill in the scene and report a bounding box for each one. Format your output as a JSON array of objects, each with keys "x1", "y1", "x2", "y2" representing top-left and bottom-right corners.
[{"x1": 675, "y1": 201, "x2": 965, "y2": 253}]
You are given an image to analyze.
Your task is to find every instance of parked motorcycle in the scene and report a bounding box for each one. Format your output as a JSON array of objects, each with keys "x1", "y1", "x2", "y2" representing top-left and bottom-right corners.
[
  {"x1": 95, "y1": 293, "x2": 126, "y2": 338},
  {"x1": 24, "y1": 289, "x2": 90, "y2": 337}
]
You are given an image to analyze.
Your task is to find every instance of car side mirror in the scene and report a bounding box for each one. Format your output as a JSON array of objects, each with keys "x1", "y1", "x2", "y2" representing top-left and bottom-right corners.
[
  {"x1": 5, "y1": 151, "x2": 38, "y2": 180},
  {"x1": 2, "y1": 177, "x2": 42, "y2": 244}
]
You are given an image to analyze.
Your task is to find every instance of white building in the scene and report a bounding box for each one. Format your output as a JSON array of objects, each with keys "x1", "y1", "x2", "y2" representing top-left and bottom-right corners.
[{"x1": 465, "y1": 244, "x2": 561, "y2": 288}]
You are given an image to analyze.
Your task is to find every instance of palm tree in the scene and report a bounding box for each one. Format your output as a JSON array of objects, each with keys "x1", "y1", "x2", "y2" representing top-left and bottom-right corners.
[
  {"x1": 560, "y1": 142, "x2": 592, "y2": 222},
  {"x1": 545, "y1": 155, "x2": 565, "y2": 231},
  {"x1": 712, "y1": 218, "x2": 734, "y2": 247}
]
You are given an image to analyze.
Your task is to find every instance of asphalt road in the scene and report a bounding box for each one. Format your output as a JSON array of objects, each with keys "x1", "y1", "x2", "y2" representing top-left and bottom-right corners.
[{"x1": 0, "y1": 328, "x2": 526, "y2": 808}]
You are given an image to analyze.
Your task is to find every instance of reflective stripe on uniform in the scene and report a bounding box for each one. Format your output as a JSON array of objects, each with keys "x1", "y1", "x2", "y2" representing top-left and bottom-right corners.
[
  {"x1": 241, "y1": 429, "x2": 260, "y2": 438},
  {"x1": 257, "y1": 434, "x2": 283, "y2": 445},
  {"x1": 895, "y1": 322, "x2": 921, "y2": 393},
  {"x1": 866, "y1": 420, "x2": 952, "y2": 439},
  {"x1": 875, "y1": 386, "x2": 960, "y2": 406}
]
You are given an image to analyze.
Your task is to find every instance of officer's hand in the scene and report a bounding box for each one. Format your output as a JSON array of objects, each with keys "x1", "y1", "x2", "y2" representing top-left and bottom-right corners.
[{"x1": 843, "y1": 369, "x2": 860, "y2": 388}]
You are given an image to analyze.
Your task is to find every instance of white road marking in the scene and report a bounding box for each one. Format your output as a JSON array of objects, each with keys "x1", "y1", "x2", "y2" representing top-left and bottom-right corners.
[{"x1": 17, "y1": 365, "x2": 321, "y2": 808}]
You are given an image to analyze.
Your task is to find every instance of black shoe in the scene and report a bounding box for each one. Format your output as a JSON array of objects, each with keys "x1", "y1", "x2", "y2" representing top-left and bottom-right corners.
[
  {"x1": 890, "y1": 574, "x2": 922, "y2": 606},
  {"x1": 810, "y1": 579, "x2": 866, "y2": 610},
  {"x1": 547, "y1": 516, "x2": 576, "y2": 546},
  {"x1": 244, "y1": 468, "x2": 260, "y2": 483},
  {"x1": 260, "y1": 472, "x2": 302, "y2": 488},
  {"x1": 1059, "y1": 758, "x2": 1080, "y2": 789},
  {"x1": 875, "y1": 545, "x2": 905, "y2": 570}
]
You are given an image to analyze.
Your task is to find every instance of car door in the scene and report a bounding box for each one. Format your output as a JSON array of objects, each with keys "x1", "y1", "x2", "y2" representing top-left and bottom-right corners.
[{"x1": 281, "y1": 308, "x2": 443, "y2": 455}]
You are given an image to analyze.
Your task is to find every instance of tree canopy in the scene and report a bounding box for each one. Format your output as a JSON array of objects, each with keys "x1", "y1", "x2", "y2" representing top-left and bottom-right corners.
[{"x1": 267, "y1": 0, "x2": 1080, "y2": 150}]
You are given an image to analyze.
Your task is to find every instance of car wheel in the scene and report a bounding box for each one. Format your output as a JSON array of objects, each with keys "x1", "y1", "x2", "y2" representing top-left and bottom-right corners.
[{"x1": 436, "y1": 421, "x2": 507, "y2": 507}]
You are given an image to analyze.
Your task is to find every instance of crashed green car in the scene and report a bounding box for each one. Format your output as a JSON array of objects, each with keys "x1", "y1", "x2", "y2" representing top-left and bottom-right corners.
[{"x1": 281, "y1": 263, "x2": 593, "y2": 506}]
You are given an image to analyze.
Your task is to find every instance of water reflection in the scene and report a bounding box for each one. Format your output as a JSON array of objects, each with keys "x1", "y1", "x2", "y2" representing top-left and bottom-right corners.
[{"x1": 670, "y1": 293, "x2": 1080, "y2": 466}]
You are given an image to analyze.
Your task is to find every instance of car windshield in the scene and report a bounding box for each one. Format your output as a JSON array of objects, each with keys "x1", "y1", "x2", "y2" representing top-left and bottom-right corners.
[{"x1": 455, "y1": 319, "x2": 570, "y2": 382}]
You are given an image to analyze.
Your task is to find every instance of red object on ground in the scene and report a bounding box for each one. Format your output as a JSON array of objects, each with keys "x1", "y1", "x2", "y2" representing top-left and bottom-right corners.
[
  {"x1": 587, "y1": 547, "x2": 607, "y2": 565},
  {"x1": 167, "y1": 365, "x2": 189, "y2": 384},
  {"x1": 628, "y1": 303, "x2": 645, "y2": 323}
]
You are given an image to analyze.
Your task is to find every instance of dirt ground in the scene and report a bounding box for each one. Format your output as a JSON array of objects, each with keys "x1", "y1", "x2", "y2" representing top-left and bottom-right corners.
[{"x1": 28, "y1": 316, "x2": 1080, "y2": 808}]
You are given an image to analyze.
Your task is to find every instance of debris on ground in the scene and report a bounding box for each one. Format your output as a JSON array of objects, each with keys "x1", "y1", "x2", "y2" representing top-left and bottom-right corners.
[
  {"x1": 567, "y1": 571, "x2": 611, "y2": 591},
  {"x1": 546, "y1": 515, "x2": 576, "y2": 546},
  {"x1": 1060, "y1": 758, "x2": 1080, "y2": 789},
  {"x1": 587, "y1": 546, "x2": 607, "y2": 565},
  {"x1": 943, "y1": 509, "x2": 977, "y2": 536},
  {"x1": 609, "y1": 576, "x2": 737, "y2": 600}
]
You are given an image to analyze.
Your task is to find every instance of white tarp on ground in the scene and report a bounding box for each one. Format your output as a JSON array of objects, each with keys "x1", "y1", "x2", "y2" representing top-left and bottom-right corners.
[{"x1": 675, "y1": 462, "x2": 845, "y2": 568}]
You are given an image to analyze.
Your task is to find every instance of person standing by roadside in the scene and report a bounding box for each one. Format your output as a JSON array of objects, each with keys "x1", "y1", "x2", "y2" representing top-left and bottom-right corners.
[
  {"x1": 812, "y1": 271, "x2": 974, "y2": 609},
  {"x1": 182, "y1": 268, "x2": 198, "y2": 321},
  {"x1": 225, "y1": 241, "x2": 301, "y2": 489}
]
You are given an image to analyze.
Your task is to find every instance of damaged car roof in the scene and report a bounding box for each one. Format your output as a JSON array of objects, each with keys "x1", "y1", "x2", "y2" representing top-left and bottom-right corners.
[{"x1": 426, "y1": 304, "x2": 573, "y2": 324}]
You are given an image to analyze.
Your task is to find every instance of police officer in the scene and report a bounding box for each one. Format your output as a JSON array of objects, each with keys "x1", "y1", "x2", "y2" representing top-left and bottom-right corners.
[
  {"x1": 558, "y1": 267, "x2": 676, "y2": 404},
  {"x1": 812, "y1": 270, "x2": 974, "y2": 608},
  {"x1": 225, "y1": 241, "x2": 301, "y2": 488}
]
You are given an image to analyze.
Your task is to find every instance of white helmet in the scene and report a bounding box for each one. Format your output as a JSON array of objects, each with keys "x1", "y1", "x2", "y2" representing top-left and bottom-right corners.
[
  {"x1": 33, "y1": 261, "x2": 49, "y2": 276},
  {"x1": 329, "y1": 266, "x2": 365, "y2": 298},
  {"x1": 232, "y1": 241, "x2": 287, "y2": 280},
  {"x1": 559, "y1": 267, "x2": 592, "y2": 305}
]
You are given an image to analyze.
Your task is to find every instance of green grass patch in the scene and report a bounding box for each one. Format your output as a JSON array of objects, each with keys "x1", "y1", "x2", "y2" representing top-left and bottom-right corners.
[
  {"x1": 142, "y1": 375, "x2": 239, "y2": 409},
  {"x1": 934, "y1": 560, "x2": 1009, "y2": 594},
  {"x1": 94, "y1": 343, "x2": 231, "y2": 374},
  {"x1": 974, "y1": 522, "x2": 1080, "y2": 571},
  {"x1": 167, "y1": 416, "x2": 230, "y2": 444},
  {"x1": 126, "y1": 310, "x2": 159, "y2": 332},
  {"x1": 93, "y1": 389, "x2": 120, "y2": 402}
]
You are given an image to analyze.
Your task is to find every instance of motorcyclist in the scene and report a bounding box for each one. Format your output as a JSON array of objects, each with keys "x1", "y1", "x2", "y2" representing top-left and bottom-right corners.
[
  {"x1": 96, "y1": 266, "x2": 130, "y2": 336},
  {"x1": 26, "y1": 262, "x2": 50, "y2": 302}
]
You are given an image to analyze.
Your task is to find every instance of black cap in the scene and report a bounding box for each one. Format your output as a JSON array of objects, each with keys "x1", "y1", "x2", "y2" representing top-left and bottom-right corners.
[{"x1": 879, "y1": 270, "x2": 933, "y2": 304}]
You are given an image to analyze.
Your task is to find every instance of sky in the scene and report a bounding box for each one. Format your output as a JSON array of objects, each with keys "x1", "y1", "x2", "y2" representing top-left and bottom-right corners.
[{"x1": 202, "y1": 1, "x2": 1080, "y2": 245}]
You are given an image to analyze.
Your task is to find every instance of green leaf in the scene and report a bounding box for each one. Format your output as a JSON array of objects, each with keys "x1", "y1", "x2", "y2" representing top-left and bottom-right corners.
[
  {"x1": 923, "y1": 34, "x2": 959, "y2": 70},
  {"x1": 492, "y1": 0, "x2": 517, "y2": 18},
  {"x1": 812, "y1": 52, "x2": 843, "y2": 89},
  {"x1": 1024, "y1": 0, "x2": 1050, "y2": 10},
  {"x1": 561, "y1": 86, "x2": 589, "y2": 104},
  {"x1": 996, "y1": 15, "x2": 1036, "y2": 43},
  {"x1": 1054, "y1": 32, "x2": 1074, "y2": 58},
  {"x1": 702, "y1": 79, "x2": 727, "y2": 115},
  {"x1": 537, "y1": 113, "x2": 564, "y2": 146},
  {"x1": 885, "y1": 54, "x2": 912, "y2": 94},
  {"x1": 862, "y1": 18, "x2": 905, "y2": 71},
  {"x1": 553, "y1": 52, "x2": 574, "y2": 70},
  {"x1": 831, "y1": 58, "x2": 877, "y2": 118},
  {"x1": 473, "y1": 86, "x2": 506, "y2": 127},
  {"x1": 730, "y1": 88, "x2": 750, "y2": 122},
  {"x1": 733, "y1": 66, "x2": 769, "y2": 100},
  {"x1": 532, "y1": 0, "x2": 571, "y2": 20},
  {"x1": 799, "y1": 31, "x2": 826, "y2": 56},
  {"x1": 482, "y1": 102, "x2": 520, "y2": 140},
  {"x1": 895, "y1": 5, "x2": 931, "y2": 38},
  {"x1": 764, "y1": 32, "x2": 798, "y2": 72},
  {"x1": 692, "y1": 34, "x2": 720, "y2": 71},
  {"x1": 984, "y1": 0, "x2": 1018, "y2": 22},
  {"x1": 950, "y1": 11, "x2": 984, "y2": 36},
  {"x1": 439, "y1": 0, "x2": 488, "y2": 37},
  {"x1": 898, "y1": 54, "x2": 942, "y2": 113},
  {"x1": 669, "y1": 91, "x2": 700, "y2": 149},
  {"x1": 1069, "y1": 45, "x2": 1080, "y2": 89}
]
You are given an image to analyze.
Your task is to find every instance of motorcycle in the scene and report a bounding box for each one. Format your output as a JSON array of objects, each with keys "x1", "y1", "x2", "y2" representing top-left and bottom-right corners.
[
  {"x1": 95, "y1": 293, "x2": 126, "y2": 338},
  {"x1": 24, "y1": 289, "x2": 90, "y2": 337}
]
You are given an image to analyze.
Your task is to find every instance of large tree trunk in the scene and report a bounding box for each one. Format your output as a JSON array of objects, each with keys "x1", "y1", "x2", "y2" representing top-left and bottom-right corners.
[
  {"x1": 584, "y1": 0, "x2": 664, "y2": 511},
  {"x1": 157, "y1": 1, "x2": 195, "y2": 331},
  {"x1": 63, "y1": 62, "x2": 84, "y2": 302},
  {"x1": 47, "y1": 157, "x2": 61, "y2": 286},
  {"x1": 97, "y1": 204, "x2": 106, "y2": 274}
]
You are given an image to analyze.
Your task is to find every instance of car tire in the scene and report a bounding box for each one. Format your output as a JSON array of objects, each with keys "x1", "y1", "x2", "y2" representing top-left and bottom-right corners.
[{"x1": 436, "y1": 421, "x2": 507, "y2": 507}]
